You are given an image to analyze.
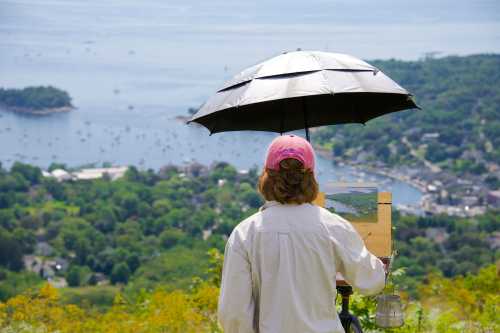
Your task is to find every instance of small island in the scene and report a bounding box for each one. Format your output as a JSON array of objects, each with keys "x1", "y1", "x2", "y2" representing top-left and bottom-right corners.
[{"x1": 0, "y1": 86, "x2": 74, "y2": 115}]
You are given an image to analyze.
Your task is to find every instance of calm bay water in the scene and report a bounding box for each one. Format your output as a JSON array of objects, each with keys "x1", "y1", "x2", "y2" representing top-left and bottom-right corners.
[
  {"x1": 1, "y1": 0, "x2": 499, "y2": 207},
  {"x1": 0, "y1": 107, "x2": 422, "y2": 206}
]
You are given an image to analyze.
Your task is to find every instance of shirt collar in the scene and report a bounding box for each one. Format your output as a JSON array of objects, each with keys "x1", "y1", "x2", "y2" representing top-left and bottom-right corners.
[
  {"x1": 259, "y1": 200, "x2": 281, "y2": 211},
  {"x1": 260, "y1": 200, "x2": 312, "y2": 211}
]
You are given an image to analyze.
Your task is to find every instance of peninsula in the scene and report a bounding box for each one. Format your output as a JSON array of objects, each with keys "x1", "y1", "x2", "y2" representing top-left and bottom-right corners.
[{"x1": 0, "y1": 86, "x2": 73, "y2": 115}]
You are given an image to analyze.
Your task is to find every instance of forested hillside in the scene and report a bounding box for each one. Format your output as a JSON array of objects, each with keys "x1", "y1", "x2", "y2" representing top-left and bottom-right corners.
[
  {"x1": 315, "y1": 54, "x2": 500, "y2": 182},
  {"x1": 0, "y1": 162, "x2": 498, "y2": 307},
  {"x1": 0, "y1": 162, "x2": 262, "y2": 303}
]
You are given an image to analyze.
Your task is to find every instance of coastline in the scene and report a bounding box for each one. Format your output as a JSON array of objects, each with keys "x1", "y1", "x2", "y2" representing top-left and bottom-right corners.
[
  {"x1": 0, "y1": 105, "x2": 74, "y2": 116},
  {"x1": 314, "y1": 144, "x2": 490, "y2": 217},
  {"x1": 314, "y1": 144, "x2": 427, "y2": 196}
]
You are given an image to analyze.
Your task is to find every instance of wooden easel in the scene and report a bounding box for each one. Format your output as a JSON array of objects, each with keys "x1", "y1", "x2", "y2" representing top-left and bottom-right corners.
[
  {"x1": 313, "y1": 191, "x2": 392, "y2": 258},
  {"x1": 313, "y1": 191, "x2": 392, "y2": 332}
]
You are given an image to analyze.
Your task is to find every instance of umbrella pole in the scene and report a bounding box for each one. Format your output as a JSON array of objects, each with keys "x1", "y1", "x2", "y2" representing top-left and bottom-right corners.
[{"x1": 302, "y1": 98, "x2": 310, "y2": 142}]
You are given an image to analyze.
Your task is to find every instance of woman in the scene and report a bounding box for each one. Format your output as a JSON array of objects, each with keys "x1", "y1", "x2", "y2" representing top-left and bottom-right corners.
[{"x1": 218, "y1": 135, "x2": 385, "y2": 333}]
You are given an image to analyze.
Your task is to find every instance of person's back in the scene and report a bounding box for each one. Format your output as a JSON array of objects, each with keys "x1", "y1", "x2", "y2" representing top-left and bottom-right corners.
[{"x1": 218, "y1": 135, "x2": 385, "y2": 333}]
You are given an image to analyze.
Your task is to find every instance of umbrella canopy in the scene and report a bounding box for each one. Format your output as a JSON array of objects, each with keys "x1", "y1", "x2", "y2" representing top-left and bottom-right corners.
[{"x1": 188, "y1": 51, "x2": 418, "y2": 139}]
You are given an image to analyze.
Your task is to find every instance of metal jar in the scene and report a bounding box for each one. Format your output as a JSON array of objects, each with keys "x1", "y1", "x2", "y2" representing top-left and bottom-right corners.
[{"x1": 375, "y1": 294, "x2": 404, "y2": 328}]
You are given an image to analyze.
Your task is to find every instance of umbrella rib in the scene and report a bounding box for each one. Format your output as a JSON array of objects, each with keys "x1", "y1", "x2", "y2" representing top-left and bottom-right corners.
[
  {"x1": 302, "y1": 97, "x2": 310, "y2": 141},
  {"x1": 209, "y1": 116, "x2": 218, "y2": 135},
  {"x1": 311, "y1": 53, "x2": 335, "y2": 95},
  {"x1": 280, "y1": 100, "x2": 285, "y2": 135}
]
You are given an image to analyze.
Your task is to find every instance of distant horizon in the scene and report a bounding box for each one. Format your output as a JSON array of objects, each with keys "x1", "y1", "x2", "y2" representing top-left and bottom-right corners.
[{"x1": 0, "y1": 52, "x2": 498, "y2": 92}]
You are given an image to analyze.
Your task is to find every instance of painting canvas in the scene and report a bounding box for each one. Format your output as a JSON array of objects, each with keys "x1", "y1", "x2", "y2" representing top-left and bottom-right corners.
[
  {"x1": 313, "y1": 183, "x2": 392, "y2": 257},
  {"x1": 323, "y1": 182, "x2": 378, "y2": 223}
]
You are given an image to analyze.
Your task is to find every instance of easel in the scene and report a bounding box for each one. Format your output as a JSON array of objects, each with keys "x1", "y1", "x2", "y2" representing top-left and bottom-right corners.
[{"x1": 313, "y1": 191, "x2": 392, "y2": 332}]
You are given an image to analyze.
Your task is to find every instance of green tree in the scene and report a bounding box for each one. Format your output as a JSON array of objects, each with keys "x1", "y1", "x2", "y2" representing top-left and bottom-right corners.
[
  {"x1": 152, "y1": 199, "x2": 172, "y2": 217},
  {"x1": 0, "y1": 230, "x2": 23, "y2": 272},
  {"x1": 12, "y1": 228, "x2": 36, "y2": 253},
  {"x1": 66, "y1": 266, "x2": 82, "y2": 287},
  {"x1": 126, "y1": 254, "x2": 140, "y2": 273},
  {"x1": 11, "y1": 162, "x2": 42, "y2": 185},
  {"x1": 110, "y1": 263, "x2": 131, "y2": 285},
  {"x1": 159, "y1": 228, "x2": 186, "y2": 249}
]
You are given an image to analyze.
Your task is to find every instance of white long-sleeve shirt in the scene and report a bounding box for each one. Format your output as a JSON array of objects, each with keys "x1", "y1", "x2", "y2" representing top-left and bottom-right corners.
[{"x1": 218, "y1": 201, "x2": 385, "y2": 333}]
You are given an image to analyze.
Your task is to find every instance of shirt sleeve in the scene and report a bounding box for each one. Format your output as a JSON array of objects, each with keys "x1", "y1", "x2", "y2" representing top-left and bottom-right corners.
[
  {"x1": 218, "y1": 234, "x2": 256, "y2": 333},
  {"x1": 329, "y1": 215, "x2": 386, "y2": 295}
]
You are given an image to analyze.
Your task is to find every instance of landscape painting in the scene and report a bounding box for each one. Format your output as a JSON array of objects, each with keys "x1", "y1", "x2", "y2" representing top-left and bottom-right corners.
[{"x1": 324, "y1": 183, "x2": 378, "y2": 223}]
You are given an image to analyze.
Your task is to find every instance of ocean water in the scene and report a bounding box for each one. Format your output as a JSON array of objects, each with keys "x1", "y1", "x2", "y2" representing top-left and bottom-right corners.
[{"x1": 1, "y1": 0, "x2": 499, "y2": 206}]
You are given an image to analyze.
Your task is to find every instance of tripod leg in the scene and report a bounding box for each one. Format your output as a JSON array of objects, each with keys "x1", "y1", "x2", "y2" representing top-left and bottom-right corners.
[
  {"x1": 349, "y1": 315, "x2": 363, "y2": 333},
  {"x1": 339, "y1": 309, "x2": 352, "y2": 331},
  {"x1": 337, "y1": 286, "x2": 364, "y2": 332},
  {"x1": 337, "y1": 286, "x2": 353, "y2": 331}
]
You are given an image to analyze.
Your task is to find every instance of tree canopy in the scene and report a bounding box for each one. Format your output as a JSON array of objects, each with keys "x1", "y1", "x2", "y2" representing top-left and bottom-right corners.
[
  {"x1": 0, "y1": 86, "x2": 72, "y2": 110},
  {"x1": 315, "y1": 54, "x2": 500, "y2": 175}
]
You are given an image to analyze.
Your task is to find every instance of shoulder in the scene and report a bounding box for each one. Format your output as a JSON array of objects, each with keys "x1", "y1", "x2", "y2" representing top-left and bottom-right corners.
[
  {"x1": 227, "y1": 210, "x2": 263, "y2": 247},
  {"x1": 316, "y1": 206, "x2": 357, "y2": 233}
]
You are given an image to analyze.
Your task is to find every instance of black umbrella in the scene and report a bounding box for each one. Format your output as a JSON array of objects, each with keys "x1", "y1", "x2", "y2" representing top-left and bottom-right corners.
[{"x1": 188, "y1": 51, "x2": 418, "y2": 141}]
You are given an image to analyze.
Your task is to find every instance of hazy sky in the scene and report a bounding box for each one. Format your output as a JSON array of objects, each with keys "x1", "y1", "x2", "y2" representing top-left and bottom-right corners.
[{"x1": 2, "y1": 0, "x2": 499, "y2": 60}]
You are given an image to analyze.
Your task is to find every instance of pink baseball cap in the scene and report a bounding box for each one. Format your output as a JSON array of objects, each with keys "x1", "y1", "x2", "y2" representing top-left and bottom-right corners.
[{"x1": 265, "y1": 135, "x2": 315, "y2": 171}]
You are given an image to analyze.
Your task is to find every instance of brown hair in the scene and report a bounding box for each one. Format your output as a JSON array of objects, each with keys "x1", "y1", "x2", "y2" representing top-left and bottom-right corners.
[{"x1": 258, "y1": 158, "x2": 319, "y2": 205}]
